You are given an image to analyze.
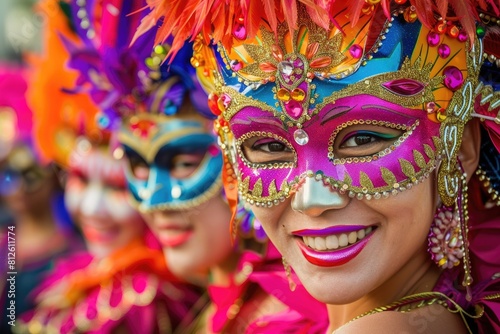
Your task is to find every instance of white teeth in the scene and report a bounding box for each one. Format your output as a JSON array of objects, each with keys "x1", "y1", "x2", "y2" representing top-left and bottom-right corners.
[
  {"x1": 302, "y1": 227, "x2": 374, "y2": 251},
  {"x1": 326, "y1": 235, "x2": 339, "y2": 249},
  {"x1": 348, "y1": 231, "x2": 357, "y2": 244},
  {"x1": 315, "y1": 237, "x2": 327, "y2": 251},
  {"x1": 339, "y1": 234, "x2": 348, "y2": 247}
]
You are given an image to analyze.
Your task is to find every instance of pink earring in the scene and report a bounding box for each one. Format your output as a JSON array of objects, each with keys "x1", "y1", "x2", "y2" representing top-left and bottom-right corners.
[
  {"x1": 428, "y1": 205, "x2": 464, "y2": 269},
  {"x1": 428, "y1": 169, "x2": 473, "y2": 299}
]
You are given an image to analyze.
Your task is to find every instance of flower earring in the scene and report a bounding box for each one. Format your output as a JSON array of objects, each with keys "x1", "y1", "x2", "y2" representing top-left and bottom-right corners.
[
  {"x1": 428, "y1": 205, "x2": 464, "y2": 269},
  {"x1": 429, "y1": 164, "x2": 473, "y2": 298}
]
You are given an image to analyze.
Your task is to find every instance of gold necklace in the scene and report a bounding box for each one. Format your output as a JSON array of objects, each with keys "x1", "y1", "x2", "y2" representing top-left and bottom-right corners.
[{"x1": 332, "y1": 291, "x2": 483, "y2": 334}]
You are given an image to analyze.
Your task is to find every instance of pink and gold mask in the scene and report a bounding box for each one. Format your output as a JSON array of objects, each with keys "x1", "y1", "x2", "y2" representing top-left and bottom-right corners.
[{"x1": 191, "y1": 3, "x2": 495, "y2": 208}]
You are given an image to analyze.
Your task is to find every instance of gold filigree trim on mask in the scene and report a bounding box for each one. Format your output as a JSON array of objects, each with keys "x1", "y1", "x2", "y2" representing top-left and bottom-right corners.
[
  {"x1": 318, "y1": 57, "x2": 441, "y2": 111},
  {"x1": 221, "y1": 57, "x2": 441, "y2": 129},
  {"x1": 238, "y1": 175, "x2": 291, "y2": 207},
  {"x1": 236, "y1": 131, "x2": 297, "y2": 169},
  {"x1": 438, "y1": 39, "x2": 481, "y2": 207},
  {"x1": 328, "y1": 119, "x2": 418, "y2": 164},
  {"x1": 119, "y1": 114, "x2": 207, "y2": 162},
  {"x1": 218, "y1": 4, "x2": 346, "y2": 85}
]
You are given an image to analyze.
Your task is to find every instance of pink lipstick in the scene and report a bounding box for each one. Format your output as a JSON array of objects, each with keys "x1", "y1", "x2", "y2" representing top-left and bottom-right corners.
[{"x1": 292, "y1": 225, "x2": 374, "y2": 267}]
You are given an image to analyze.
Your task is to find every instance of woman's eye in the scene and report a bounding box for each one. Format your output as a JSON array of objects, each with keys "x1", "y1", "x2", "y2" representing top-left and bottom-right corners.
[
  {"x1": 132, "y1": 164, "x2": 150, "y2": 181},
  {"x1": 170, "y1": 154, "x2": 204, "y2": 179},
  {"x1": 241, "y1": 137, "x2": 294, "y2": 164},
  {"x1": 335, "y1": 128, "x2": 402, "y2": 158},
  {"x1": 254, "y1": 140, "x2": 288, "y2": 152},
  {"x1": 341, "y1": 134, "x2": 377, "y2": 147}
]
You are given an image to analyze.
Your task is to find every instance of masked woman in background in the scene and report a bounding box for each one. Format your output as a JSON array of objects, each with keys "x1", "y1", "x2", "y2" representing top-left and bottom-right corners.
[
  {"x1": 143, "y1": 0, "x2": 500, "y2": 332},
  {"x1": 0, "y1": 64, "x2": 83, "y2": 333},
  {"x1": 16, "y1": 1, "x2": 199, "y2": 333},
  {"x1": 48, "y1": 0, "x2": 331, "y2": 332}
]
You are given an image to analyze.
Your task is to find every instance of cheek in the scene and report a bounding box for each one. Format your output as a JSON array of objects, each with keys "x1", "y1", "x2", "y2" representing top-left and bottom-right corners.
[
  {"x1": 103, "y1": 190, "x2": 140, "y2": 222},
  {"x1": 250, "y1": 204, "x2": 286, "y2": 234},
  {"x1": 64, "y1": 178, "x2": 84, "y2": 215}
]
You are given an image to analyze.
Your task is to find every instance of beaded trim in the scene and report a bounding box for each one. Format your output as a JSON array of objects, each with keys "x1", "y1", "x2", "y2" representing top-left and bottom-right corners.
[
  {"x1": 475, "y1": 167, "x2": 500, "y2": 206},
  {"x1": 328, "y1": 119, "x2": 418, "y2": 163},
  {"x1": 236, "y1": 131, "x2": 297, "y2": 169}
]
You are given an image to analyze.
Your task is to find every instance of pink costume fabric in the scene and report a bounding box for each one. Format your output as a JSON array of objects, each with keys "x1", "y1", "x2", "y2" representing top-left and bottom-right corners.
[
  {"x1": 433, "y1": 176, "x2": 500, "y2": 333},
  {"x1": 208, "y1": 244, "x2": 328, "y2": 333}
]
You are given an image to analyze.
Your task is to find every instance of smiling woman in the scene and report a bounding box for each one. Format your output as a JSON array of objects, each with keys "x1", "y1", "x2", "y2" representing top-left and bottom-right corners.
[
  {"x1": 140, "y1": 0, "x2": 500, "y2": 333},
  {"x1": 25, "y1": 0, "x2": 330, "y2": 333}
]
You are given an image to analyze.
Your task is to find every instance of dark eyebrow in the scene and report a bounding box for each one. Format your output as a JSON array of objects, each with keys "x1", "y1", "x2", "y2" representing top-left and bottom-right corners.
[
  {"x1": 361, "y1": 105, "x2": 414, "y2": 119},
  {"x1": 320, "y1": 105, "x2": 354, "y2": 125}
]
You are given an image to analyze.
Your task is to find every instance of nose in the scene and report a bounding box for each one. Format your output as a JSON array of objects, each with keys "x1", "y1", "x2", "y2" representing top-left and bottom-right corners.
[
  {"x1": 80, "y1": 182, "x2": 105, "y2": 217},
  {"x1": 291, "y1": 176, "x2": 350, "y2": 217}
]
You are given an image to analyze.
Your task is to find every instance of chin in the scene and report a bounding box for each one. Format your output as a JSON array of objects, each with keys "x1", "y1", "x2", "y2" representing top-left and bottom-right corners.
[
  {"x1": 164, "y1": 249, "x2": 203, "y2": 279},
  {"x1": 294, "y1": 262, "x2": 368, "y2": 305}
]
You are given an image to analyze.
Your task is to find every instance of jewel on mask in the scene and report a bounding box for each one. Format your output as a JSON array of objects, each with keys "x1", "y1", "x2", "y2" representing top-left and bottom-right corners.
[
  {"x1": 443, "y1": 66, "x2": 464, "y2": 91},
  {"x1": 403, "y1": 6, "x2": 418, "y2": 23},
  {"x1": 447, "y1": 25, "x2": 460, "y2": 38},
  {"x1": 438, "y1": 44, "x2": 451, "y2": 58},
  {"x1": 349, "y1": 44, "x2": 363, "y2": 59},
  {"x1": 217, "y1": 94, "x2": 232, "y2": 112},
  {"x1": 293, "y1": 129, "x2": 309, "y2": 145},
  {"x1": 113, "y1": 147, "x2": 124, "y2": 160},
  {"x1": 436, "y1": 21, "x2": 448, "y2": 34},
  {"x1": 437, "y1": 108, "x2": 447, "y2": 122},
  {"x1": 163, "y1": 100, "x2": 178, "y2": 115},
  {"x1": 277, "y1": 88, "x2": 291, "y2": 101},
  {"x1": 278, "y1": 61, "x2": 294, "y2": 77},
  {"x1": 426, "y1": 102, "x2": 436, "y2": 114},
  {"x1": 171, "y1": 185, "x2": 182, "y2": 199},
  {"x1": 233, "y1": 22, "x2": 247, "y2": 40},
  {"x1": 230, "y1": 59, "x2": 243, "y2": 72},
  {"x1": 208, "y1": 93, "x2": 221, "y2": 116},
  {"x1": 284, "y1": 100, "x2": 303, "y2": 119},
  {"x1": 130, "y1": 117, "x2": 157, "y2": 138},
  {"x1": 427, "y1": 31, "x2": 441, "y2": 47},
  {"x1": 457, "y1": 30, "x2": 468, "y2": 42},
  {"x1": 476, "y1": 25, "x2": 486, "y2": 38},
  {"x1": 290, "y1": 88, "x2": 306, "y2": 102},
  {"x1": 208, "y1": 144, "x2": 220, "y2": 157}
]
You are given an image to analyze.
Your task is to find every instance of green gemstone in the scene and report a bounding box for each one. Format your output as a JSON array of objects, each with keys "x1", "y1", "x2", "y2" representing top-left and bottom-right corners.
[{"x1": 476, "y1": 25, "x2": 486, "y2": 38}]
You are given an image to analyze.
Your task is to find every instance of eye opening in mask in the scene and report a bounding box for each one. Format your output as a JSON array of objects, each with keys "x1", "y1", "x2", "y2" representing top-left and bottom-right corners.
[
  {"x1": 238, "y1": 132, "x2": 296, "y2": 167},
  {"x1": 329, "y1": 121, "x2": 412, "y2": 162},
  {"x1": 154, "y1": 145, "x2": 207, "y2": 180},
  {"x1": 124, "y1": 149, "x2": 150, "y2": 181}
]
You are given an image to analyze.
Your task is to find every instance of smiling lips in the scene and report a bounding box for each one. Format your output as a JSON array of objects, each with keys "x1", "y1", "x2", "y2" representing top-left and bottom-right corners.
[
  {"x1": 156, "y1": 226, "x2": 194, "y2": 248},
  {"x1": 292, "y1": 225, "x2": 374, "y2": 267}
]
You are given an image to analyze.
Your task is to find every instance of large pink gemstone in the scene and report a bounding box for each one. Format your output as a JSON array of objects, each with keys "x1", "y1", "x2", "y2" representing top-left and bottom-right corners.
[
  {"x1": 284, "y1": 100, "x2": 303, "y2": 119},
  {"x1": 233, "y1": 24, "x2": 247, "y2": 40},
  {"x1": 349, "y1": 44, "x2": 363, "y2": 58},
  {"x1": 427, "y1": 31, "x2": 440, "y2": 47},
  {"x1": 438, "y1": 44, "x2": 451, "y2": 58},
  {"x1": 443, "y1": 66, "x2": 464, "y2": 91}
]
